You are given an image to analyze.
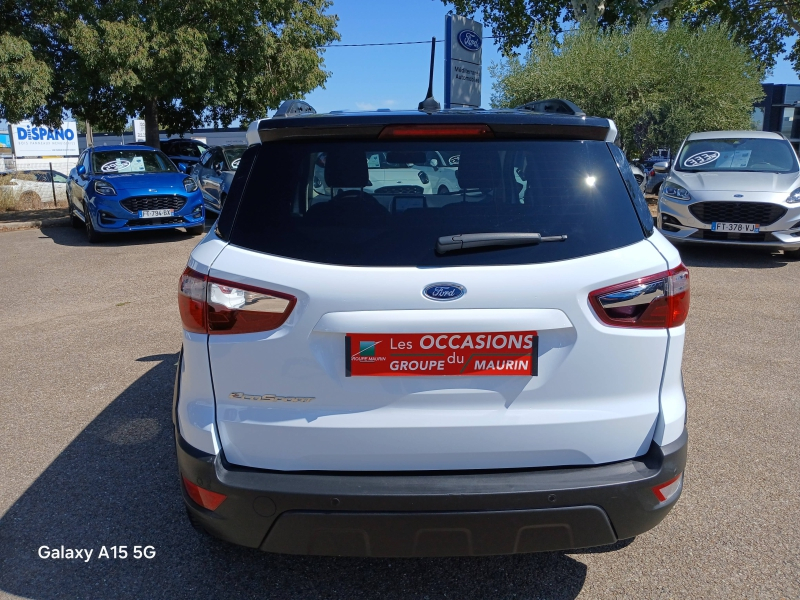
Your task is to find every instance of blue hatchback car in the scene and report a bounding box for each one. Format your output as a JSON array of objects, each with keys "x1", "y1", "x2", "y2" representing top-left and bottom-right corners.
[{"x1": 67, "y1": 145, "x2": 205, "y2": 242}]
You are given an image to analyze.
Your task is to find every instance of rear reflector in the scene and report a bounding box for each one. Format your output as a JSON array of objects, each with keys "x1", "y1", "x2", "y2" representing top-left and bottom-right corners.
[
  {"x1": 378, "y1": 124, "x2": 494, "y2": 139},
  {"x1": 178, "y1": 267, "x2": 297, "y2": 335},
  {"x1": 652, "y1": 473, "x2": 683, "y2": 503},
  {"x1": 589, "y1": 264, "x2": 690, "y2": 328},
  {"x1": 183, "y1": 476, "x2": 227, "y2": 511}
]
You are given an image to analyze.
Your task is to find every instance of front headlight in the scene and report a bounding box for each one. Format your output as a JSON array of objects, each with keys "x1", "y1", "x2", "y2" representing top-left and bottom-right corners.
[
  {"x1": 183, "y1": 177, "x2": 198, "y2": 193},
  {"x1": 93, "y1": 180, "x2": 117, "y2": 196},
  {"x1": 662, "y1": 182, "x2": 691, "y2": 201},
  {"x1": 786, "y1": 188, "x2": 800, "y2": 204}
]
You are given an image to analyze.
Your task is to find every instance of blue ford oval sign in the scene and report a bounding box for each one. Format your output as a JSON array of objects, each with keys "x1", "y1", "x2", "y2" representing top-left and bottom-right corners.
[
  {"x1": 423, "y1": 283, "x2": 466, "y2": 301},
  {"x1": 457, "y1": 29, "x2": 482, "y2": 52}
]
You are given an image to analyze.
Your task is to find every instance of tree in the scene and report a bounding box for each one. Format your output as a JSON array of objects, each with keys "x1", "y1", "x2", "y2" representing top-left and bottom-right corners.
[
  {"x1": 443, "y1": 0, "x2": 790, "y2": 72},
  {"x1": 490, "y1": 23, "x2": 765, "y2": 156},
  {"x1": 0, "y1": 33, "x2": 52, "y2": 123},
  {"x1": 1, "y1": 0, "x2": 339, "y2": 147}
]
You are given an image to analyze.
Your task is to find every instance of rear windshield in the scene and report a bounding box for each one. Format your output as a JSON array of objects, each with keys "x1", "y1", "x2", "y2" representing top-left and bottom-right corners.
[
  {"x1": 229, "y1": 140, "x2": 646, "y2": 267},
  {"x1": 92, "y1": 150, "x2": 177, "y2": 174},
  {"x1": 676, "y1": 138, "x2": 799, "y2": 173}
]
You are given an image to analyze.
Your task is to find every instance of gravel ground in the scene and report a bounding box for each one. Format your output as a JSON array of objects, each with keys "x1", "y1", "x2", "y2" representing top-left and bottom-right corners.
[{"x1": 0, "y1": 224, "x2": 798, "y2": 599}]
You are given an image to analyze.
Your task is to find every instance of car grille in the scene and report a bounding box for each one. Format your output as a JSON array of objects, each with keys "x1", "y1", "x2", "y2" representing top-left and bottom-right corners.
[
  {"x1": 689, "y1": 202, "x2": 786, "y2": 226},
  {"x1": 120, "y1": 196, "x2": 187, "y2": 213},
  {"x1": 373, "y1": 186, "x2": 424, "y2": 195},
  {"x1": 700, "y1": 230, "x2": 767, "y2": 242}
]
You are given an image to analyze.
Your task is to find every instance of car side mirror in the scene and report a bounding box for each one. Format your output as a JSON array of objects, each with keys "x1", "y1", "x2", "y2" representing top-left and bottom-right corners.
[
  {"x1": 429, "y1": 158, "x2": 439, "y2": 170},
  {"x1": 214, "y1": 162, "x2": 223, "y2": 174},
  {"x1": 177, "y1": 162, "x2": 188, "y2": 173},
  {"x1": 653, "y1": 161, "x2": 670, "y2": 173},
  {"x1": 76, "y1": 165, "x2": 87, "y2": 178}
]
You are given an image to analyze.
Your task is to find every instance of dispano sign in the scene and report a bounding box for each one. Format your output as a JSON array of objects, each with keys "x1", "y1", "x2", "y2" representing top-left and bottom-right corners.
[{"x1": 10, "y1": 121, "x2": 79, "y2": 157}]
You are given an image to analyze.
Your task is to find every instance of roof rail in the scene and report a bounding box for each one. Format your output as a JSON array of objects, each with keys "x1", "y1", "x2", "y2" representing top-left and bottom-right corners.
[
  {"x1": 272, "y1": 100, "x2": 317, "y2": 119},
  {"x1": 516, "y1": 99, "x2": 586, "y2": 117}
]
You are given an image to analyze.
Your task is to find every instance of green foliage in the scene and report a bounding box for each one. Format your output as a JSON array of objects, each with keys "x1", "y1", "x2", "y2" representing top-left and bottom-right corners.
[
  {"x1": 0, "y1": 0, "x2": 339, "y2": 137},
  {"x1": 491, "y1": 23, "x2": 765, "y2": 156},
  {"x1": 0, "y1": 34, "x2": 52, "y2": 123},
  {"x1": 443, "y1": 0, "x2": 789, "y2": 72}
]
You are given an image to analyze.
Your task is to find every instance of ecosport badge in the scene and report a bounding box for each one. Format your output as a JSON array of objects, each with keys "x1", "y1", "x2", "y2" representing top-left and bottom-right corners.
[{"x1": 229, "y1": 392, "x2": 314, "y2": 403}]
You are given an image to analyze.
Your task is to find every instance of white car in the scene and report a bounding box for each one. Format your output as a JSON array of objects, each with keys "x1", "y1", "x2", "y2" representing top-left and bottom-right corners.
[
  {"x1": 416, "y1": 150, "x2": 460, "y2": 194},
  {"x1": 0, "y1": 169, "x2": 68, "y2": 205},
  {"x1": 657, "y1": 130, "x2": 800, "y2": 256},
  {"x1": 175, "y1": 104, "x2": 688, "y2": 557}
]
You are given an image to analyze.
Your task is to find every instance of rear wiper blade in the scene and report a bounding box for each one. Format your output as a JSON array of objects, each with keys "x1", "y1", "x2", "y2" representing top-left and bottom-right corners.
[{"x1": 436, "y1": 232, "x2": 568, "y2": 254}]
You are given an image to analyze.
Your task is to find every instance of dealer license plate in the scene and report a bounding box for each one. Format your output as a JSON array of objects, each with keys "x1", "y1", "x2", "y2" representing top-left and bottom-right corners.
[
  {"x1": 139, "y1": 209, "x2": 174, "y2": 218},
  {"x1": 345, "y1": 331, "x2": 538, "y2": 377},
  {"x1": 711, "y1": 222, "x2": 759, "y2": 233}
]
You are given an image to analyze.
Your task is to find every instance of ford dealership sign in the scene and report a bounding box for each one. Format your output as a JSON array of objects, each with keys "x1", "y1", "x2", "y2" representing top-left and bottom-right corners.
[{"x1": 9, "y1": 121, "x2": 79, "y2": 157}]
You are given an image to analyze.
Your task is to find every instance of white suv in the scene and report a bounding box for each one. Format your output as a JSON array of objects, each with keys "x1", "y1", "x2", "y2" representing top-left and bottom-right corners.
[{"x1": 174, "y1": 104, "x2": 689, "y2": 557}]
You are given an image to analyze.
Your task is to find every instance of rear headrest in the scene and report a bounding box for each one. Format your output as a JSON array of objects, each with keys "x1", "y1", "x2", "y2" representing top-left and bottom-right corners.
[
  {"x1": 325, "y1": 149, "x2": 371, "y2": 188},
  {"x1": 456, "y1": 150, "x2": 502, "y2": 189}
]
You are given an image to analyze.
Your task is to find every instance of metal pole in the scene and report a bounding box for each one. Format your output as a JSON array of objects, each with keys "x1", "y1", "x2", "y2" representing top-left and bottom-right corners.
[{"x1": 49, "y1": 162, "x2": 57, "y2": 206}]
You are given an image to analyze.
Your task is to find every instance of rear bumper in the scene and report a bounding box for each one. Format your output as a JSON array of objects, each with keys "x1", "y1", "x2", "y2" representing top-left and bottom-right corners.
[{"x1": 175, "y1": 426, "x2": 687, "y2": 556}]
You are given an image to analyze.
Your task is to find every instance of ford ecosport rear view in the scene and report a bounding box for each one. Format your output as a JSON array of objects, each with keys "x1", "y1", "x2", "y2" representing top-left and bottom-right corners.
[{"x1": 173, "y1": 104, "x2": 688, "y2": 557}]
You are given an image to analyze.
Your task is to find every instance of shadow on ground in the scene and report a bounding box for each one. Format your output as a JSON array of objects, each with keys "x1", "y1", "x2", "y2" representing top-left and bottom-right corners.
[
  {"x1": 39, "y1": 218, "x2": 212, "y2": 248},
  {"x1": 678, "y1": 243, "x2": 797, "y2": 269},
  {"x1": 0, "y1": 353, "x2": 593, "y2": 600}
]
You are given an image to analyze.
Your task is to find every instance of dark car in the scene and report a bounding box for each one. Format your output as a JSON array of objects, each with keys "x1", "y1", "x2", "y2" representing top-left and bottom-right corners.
[
  {"x1": 192, "y1": 144, "x2": 247, "y2": 213},
  {"x1": 160, "y1": 139, "x2": 210, "y2": 168}
]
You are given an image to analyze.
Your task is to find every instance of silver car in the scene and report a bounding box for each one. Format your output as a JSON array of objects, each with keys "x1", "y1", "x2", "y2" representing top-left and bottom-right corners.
[
  {"x1": 193, "y1": 144, "x2": 247, "y2": 213},
  {"x1": 657, "y1": 131, "x2": 800, "y2": 256}
]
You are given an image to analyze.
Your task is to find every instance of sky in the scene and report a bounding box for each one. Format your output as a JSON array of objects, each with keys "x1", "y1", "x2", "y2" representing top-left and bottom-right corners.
[{"x1": 306, "y1": 0, "x2": 800, "y2": 113}]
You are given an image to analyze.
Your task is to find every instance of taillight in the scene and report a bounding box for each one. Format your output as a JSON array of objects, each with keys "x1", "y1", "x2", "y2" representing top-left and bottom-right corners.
[
  {"x1": 178, "y1": 267, "x2": 296, "y2": 335},
  {"x1": 378, "y1": 124, "x2": 494, "y2": 139},
  {"x1": 589, "y1": 264, "x2": 690, "y2": 328},
  {"x1": 178, "y1": 268, "x2": 207, "y2": 333}
]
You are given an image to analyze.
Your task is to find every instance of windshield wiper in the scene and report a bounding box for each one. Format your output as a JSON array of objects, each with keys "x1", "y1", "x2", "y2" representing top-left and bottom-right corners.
[{"x1": 436, "y1": 232, "x2": 568, "y2": 254}]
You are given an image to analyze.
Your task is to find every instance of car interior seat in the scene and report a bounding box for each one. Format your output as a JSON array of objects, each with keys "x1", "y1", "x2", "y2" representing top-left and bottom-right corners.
[{"x1": 305, "y1": 149, "x2": 387, "y2": 223}]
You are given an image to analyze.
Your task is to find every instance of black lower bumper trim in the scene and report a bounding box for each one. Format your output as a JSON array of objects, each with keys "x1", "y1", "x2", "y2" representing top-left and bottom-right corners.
[
  {"x1": 262, "y1": 506, "x2": 616, "y2": 557},
  {"x1": 175, "y1": 426, "x2": 687, "y2": 556}
]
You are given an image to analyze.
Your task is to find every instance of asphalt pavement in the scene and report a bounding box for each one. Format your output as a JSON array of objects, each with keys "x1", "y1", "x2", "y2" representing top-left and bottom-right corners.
[{"x1": 0, "y1": 223, "x2": 798, "y2": 599}]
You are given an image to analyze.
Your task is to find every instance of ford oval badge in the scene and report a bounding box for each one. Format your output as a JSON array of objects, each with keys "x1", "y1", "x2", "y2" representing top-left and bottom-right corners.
[
  {"x1": 423, "y1": 283, "x2": 466, "y2": 301},
  {"x1": 457, "y1": 29, "x2": 482, "y2": 52}
]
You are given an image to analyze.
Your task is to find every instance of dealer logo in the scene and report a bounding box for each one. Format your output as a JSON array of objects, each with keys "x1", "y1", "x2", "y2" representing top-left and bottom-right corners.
[
  {"x1": 351, "y1": 340, "x2": 385, "y2": 362},
  {"x1": 458, "y1": 29, "x2": 482, "y2": 52}
]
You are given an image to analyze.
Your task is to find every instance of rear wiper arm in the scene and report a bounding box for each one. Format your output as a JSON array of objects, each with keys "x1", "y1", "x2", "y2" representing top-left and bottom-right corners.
[{"x1": 436, "y1": 232, "x2": 568, "y2": 254}]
